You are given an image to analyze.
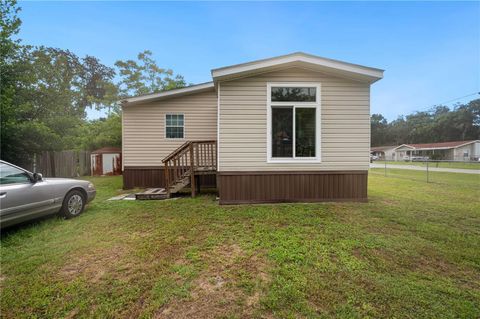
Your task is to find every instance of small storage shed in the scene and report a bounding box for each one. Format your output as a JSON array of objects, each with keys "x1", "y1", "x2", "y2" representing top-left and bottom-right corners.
[{"x1": 91, "y1": 147, "x2": 122, "y2": 176}]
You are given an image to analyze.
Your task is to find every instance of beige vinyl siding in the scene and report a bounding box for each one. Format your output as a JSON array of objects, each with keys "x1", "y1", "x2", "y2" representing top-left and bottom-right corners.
[
  {"x1": 454, "y1": 143, "x2": 477, "y2": 160},
  {"x1": 218, "y1": 67, "x2": 371, "y2": 171},
  {"x1": 123, "y1": 90, "x2": 217, "y2": 167}
]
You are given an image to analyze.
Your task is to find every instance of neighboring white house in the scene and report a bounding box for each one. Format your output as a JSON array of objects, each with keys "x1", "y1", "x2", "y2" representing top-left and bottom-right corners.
[
  {"x1": 393, "y1": 140, "x2": 480, "y2": 161},
  {"x1": 370, "y1": 146, "x2": 397, "y2": 160},
  {"x1": 121, "y1": 52, "x2": 384, "y2": 204}
]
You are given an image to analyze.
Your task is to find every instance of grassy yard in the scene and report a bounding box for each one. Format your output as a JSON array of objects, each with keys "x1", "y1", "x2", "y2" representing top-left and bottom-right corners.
[
  {"x1": 370, "y1": 167, "x2": 480, "y2": 187},
  {"x1": 1, "y1": 173, "x2": 479, "y2": 318},
  {"x1": 382, "y1": 160, "x2": 480, "y2": 170}
]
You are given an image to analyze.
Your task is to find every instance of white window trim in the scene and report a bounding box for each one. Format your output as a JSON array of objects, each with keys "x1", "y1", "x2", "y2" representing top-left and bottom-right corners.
[
  {"x1": 266, "y1": 82, "x2": 321, "y2": 163},
  {"x1": 165, "y1": 113, "x2": 185, "y2": 139}
]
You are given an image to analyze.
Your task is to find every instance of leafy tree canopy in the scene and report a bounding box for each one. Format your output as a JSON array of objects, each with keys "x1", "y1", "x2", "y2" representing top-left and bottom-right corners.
[
  {"x1": 371, "y1": 99, "x2": 480, "y2": 146},
  {"x1": 0, "y1": 1, "x2": 187, "y2": 166},
  {"x1": 115, "y1": 50, "x2": 186, "y2": 98}
]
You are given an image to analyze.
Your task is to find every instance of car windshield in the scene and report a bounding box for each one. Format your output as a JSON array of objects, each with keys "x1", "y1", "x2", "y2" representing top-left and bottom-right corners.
[{"x1": 0, "y1": 163, "x2": 31, "y2": 185}]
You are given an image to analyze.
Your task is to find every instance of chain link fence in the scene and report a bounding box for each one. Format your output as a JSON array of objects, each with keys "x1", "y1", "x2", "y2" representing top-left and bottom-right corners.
[{"x1": 370, "y1": 159, "x2": 480, "y2": 188}]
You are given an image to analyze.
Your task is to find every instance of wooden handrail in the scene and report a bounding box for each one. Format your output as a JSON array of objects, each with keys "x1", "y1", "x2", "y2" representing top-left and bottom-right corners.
[
  {"x1": 162, "y1": 141, "x2": 191, "y2": 163},
  {"x1": 162, "y1": 140, "x2": 216, "y2": 163}
]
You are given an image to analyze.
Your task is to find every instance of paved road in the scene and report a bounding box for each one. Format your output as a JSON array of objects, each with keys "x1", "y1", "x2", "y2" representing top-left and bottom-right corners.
[{"x1": 370, "y1": 163, "x2": 480, "y2": 175}]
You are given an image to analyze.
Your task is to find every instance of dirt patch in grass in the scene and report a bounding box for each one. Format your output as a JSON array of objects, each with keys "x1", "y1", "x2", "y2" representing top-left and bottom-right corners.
[
  {"x1": 156, "y1": 243, "x2": 270, "y2": 319},
  {"x1": 64, "y1": 308, "x2": 79, "y2": 319},
  {"x1": 60, "y1": 245, "x2": 132, "y2": 283}
]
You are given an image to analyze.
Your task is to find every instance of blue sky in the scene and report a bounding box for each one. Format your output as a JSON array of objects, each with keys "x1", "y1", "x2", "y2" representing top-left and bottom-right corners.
[{"x1": 18, "y1": 1, "x2": 480, "y2": 121}]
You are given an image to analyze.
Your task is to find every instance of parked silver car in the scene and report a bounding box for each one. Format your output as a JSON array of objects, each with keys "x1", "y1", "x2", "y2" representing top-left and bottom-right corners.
[{"x1": 0, "y1": 160, "x2": 96, "y2": 228}]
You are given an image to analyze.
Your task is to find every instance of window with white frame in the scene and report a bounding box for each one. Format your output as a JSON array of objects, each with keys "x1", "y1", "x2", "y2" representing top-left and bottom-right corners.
[
  {"x1": 267, "y1": 83, "x2": 321, "y2": 162},
  {"x1": 165, "y1": 114, "x2": 184, "y2": 139}
]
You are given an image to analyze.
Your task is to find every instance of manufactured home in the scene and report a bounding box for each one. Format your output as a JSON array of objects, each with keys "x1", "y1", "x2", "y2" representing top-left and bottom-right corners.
[
  {"x1": 121, "y1": 52, "x2": 384, "y2": 204},
  {"x1": 394, "y1": 140, "x2": 480, "y2": 161},
  {"x1": 370, "y1": 145, "x2": 397, "y2": 161}
]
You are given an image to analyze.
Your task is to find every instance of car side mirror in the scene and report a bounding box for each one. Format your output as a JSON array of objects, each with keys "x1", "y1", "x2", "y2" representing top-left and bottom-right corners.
[{"x1": 33, "y1": 173, "x2": 43, "y2": 182}]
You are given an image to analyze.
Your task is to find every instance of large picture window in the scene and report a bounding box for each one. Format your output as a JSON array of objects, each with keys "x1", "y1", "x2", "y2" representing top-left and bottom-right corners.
[
  {"x1": 267, "y1": 83, "x2": 320, "y2": 162},
  {"x1": 165, "y1": 113, "x2": 184, "y2": 139}
]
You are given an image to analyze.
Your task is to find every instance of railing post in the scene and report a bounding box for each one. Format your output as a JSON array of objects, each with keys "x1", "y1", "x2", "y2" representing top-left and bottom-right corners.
[
  {"x1": 175, "y1": 158, "x2": 178, "y2": 182},
  {"x1": 195, "y1": 142, "x2": 199, "y2": 167},
  {"x1": 210, "y1": 142, "x2": 214, "y2": 170},
  {"x1": 165, "y1": 161, "x2": 170, "y2": 197},
  {"x1": 190, "y1": 143, "x2": 196, "y2": 197}
]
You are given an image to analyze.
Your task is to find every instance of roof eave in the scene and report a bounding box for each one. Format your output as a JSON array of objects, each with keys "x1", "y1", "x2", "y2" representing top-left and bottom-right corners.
[
  {"x1": 454, "y1": 140, "x2": 480, "y2": 148},
  {"x1": 410, "y1": 147, "x2": 455, "y2": 151},
  {"x1": 394, "y1": 144, "x2": 415, "y2": 150},
  {"x1": 120, "y1": 82, "x2": 215, "y2": 106},
  {"x1": 394, "y1": 140, "x2": 480, "y2": 151},
  {"x1": 211, "y1": 53, "x2": 384, "y2": 84}
]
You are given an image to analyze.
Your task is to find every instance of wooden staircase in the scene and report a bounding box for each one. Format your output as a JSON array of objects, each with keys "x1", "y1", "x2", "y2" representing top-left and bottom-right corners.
[{"x1": 136, "y1": 140, "x2": 217, "y2": 200}]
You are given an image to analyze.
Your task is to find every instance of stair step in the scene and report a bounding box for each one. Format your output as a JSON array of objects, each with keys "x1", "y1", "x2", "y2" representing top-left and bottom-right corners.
[
  {"x1": 135, "y1": 188, "x2": 168, "y2": 200},
  {"x1": 143, "y1": 188, "x2": 166, "y2": 194},
  {"x1": 136, "y1": 193, "x2": 169, "y2": 200},
  {"x1": 169, "y1": 181, "x2": 190, "y2": 193}
]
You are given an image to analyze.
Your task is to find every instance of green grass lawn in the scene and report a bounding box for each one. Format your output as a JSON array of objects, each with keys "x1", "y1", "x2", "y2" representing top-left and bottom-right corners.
[
  {"x1": 382, "y1": 160, "x2": 480, "y2": 170},
  {"x1": 370, "y1": 167, "x2": 480, "y2": 187},
  {"x1": 1, "y1": 173, "x2": 479, "y2": 318}
]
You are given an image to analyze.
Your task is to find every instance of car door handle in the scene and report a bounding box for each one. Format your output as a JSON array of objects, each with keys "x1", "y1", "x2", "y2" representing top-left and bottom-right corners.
[{"x1": 0, "y1": 192, "x2": 6, "y2": 198}]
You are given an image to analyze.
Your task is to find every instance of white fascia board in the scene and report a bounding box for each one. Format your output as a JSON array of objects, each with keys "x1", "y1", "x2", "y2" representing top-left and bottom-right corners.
[
  {"x1": 394, "y1": 144, "x2": 414, "y2": 150},
  {"x1": 394, "y1": 140, "x2": 480, "y2": 151},
  {"x1": 211, "y1": 52, "x2": 384, "y2": 83},
  {"x1": 412, "y1": 147, "x2": 455, "y2": 151},
  {"x1": 120, "y1": 82, "x2": 215, "y2": 105},
  {"x1": 453, "y1": 140, "x2": 480, "y2": 149}
]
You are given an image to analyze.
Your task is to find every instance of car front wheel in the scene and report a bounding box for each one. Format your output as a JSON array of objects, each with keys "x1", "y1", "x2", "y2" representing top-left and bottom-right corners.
[{"x1": 61, "y1": 190, "x2": 85, "y2": 219}]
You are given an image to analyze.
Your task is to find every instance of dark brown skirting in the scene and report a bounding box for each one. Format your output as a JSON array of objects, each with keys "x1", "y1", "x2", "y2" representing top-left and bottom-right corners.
[
  {"x1": 123, "y1": 166, "x2": 216, "y2": 189},
  {"x1": 217, "y1": 171, "x2": 368, "y2": 204}
]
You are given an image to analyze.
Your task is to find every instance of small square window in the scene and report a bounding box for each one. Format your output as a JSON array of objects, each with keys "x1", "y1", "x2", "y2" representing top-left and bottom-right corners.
[{"x1": 166, "y1": 114, "x2": 184, "y2": 139}]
